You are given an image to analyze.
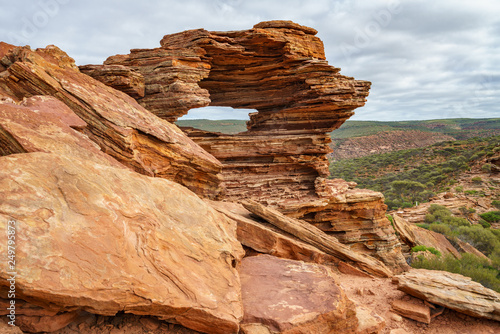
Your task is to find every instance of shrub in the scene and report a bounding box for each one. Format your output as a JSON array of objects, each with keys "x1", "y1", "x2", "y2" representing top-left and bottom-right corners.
[
  {"x1": 416, "y1": 223, "x2": 430, "y2": 230},
  {"x1": 482, "y1": 163, "x2": 492, "y2": 173},
  {"x1": 492, "y1": 200, "x2": 500, "y2": 209},
  {"x1": 455, "y1": 186, "x2": 463, "y2": 193},
  {"x1": 429, "y1": 223, "x2": 452, "y2": 236},
  {"x1": 411, "y1": 245, "x2": 441, "y2": 257},
  {"x1": 465, "y1": 190, "x2": 479, "y2": 195},
  {"x1": 456, "y1": 225, "x2": 500, "y2": 256},
  {"x1": 479, "y1": 219, "x2": 492, "y2": 229},
  {"x1": 472, "y1": 176, "x2": 483, "y2": 183},
  {"x1": 480, "y1": 211, "x2": 500, "y2": 223}
]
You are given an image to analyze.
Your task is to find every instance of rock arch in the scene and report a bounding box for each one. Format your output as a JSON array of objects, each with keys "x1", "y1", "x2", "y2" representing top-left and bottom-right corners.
[{"x1": 82, "y1": 21, "x2": 407, "y2": 271}]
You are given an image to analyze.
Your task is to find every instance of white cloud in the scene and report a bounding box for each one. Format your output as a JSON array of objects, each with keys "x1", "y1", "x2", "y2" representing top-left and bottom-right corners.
[{"x1": 1, "y1": 0, "x2": 499, "y2": 121}]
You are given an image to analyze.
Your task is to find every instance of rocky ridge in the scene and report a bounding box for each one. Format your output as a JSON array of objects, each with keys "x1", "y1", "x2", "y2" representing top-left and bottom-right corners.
[{"x1": 0, "y1": 21, "x2": 498, "y2": 333}]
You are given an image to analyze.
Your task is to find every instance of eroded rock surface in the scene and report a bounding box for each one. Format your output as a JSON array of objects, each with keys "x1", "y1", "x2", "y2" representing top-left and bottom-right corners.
[
  {"x1": 240, "y1": 255, "x2": 358, "y2": 333},
  {"x1": 0, "y1": 153, "x2": 244, "y2": 334}
]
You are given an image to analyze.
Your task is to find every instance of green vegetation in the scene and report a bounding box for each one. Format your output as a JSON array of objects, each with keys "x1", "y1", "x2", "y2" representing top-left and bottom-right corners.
[
  {"x1": 411, "y1": 205, "x2": 500, "y2": 292},
  {"x1": 411, "y1": 245, "x2": 441, "y2": 257},
  {"x1": 175, "y1": 118, "x2": 500, "y2": 138},
  {"x1": 412, "y1": 253, "x2": 500, "y2": 292},
  {"x1": 492, "y1": 200, "x2": 500, "y2": 209},
  {"x1": 175, "y1": 119, "x2": 247, "y2": 134},
  {"x1": 329, "y1": 135, "x2": 500, "y2": 210},
  {"x1": 480, "y1": 211, "x2": 500, "y2": 224},
  {"x1": 472, "y1": 176, "x2": 483, "y2": 183},
  {"x1": 330, "y1": 118, "x2": 500, "y2": 140}
]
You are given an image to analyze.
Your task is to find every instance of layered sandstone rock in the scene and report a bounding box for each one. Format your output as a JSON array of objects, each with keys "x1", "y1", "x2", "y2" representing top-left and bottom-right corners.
[
  {"x1": 0, "y1": 44, "x2": 222, "y2": 198},
  {"x1": 86, "y1": 21, "x2": 405, "y2": 272},
  {"x1": 0, "y1": 153, "x2": 244, "y2": 334},
  {"x1": 79, "y1": 64, "x2": 145, "y2": 99},
  {"x1": 239, "y1": 255, "x2": 358, "y2": 333},
  {"x1": 0, "y1": 95, "x2": 124, "y2": 168},
  {"x1": 395, "y1": 269, "x2": 500, "y2": 321}
]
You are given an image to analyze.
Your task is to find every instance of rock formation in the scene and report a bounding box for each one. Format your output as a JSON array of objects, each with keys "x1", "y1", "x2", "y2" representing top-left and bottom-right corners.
[
  {"x1": 0, "y1": 42, "x2": 223, "y2": 199},
  {"x1": 83, "y1": 21, "x2": 406, "y2": 272},
  {"x1": 4, "y1": 20, "x2": 474, "y2": 333},
  {"x1": 0, "y1": 153, "x2": 243, "y2": 333},
  {"x1": 394, "y1": 269, "x2": 500, "y2": 321}
]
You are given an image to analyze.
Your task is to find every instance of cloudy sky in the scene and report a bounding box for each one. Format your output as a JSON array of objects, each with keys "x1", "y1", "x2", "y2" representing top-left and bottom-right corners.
[{"x1": 2, "y1": 0, "x2": 499, "y2": 121}]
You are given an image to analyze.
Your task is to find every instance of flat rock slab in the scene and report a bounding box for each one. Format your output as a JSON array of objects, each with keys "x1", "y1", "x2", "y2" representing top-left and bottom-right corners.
[
  {"x1": 391, "y1": 300, "x2": 431, "y2": 324},
  {"x1": 0, "y1": 153, "x2": 244, "y2": 334},
  {"x1": 240, "y1": 254, "x2": 358, "y2": 333},
  {"x1": 395, "y1": 269, "x2": 500, "y2": 321}
]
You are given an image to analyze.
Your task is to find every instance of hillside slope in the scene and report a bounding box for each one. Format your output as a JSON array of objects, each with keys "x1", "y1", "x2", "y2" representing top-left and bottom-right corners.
[
  {"x1": 330, "y1": 130, "x2": 456, "y2": 160},
  {"x1": 330, "y1": 118, "x2": 500, "y2": 160}
]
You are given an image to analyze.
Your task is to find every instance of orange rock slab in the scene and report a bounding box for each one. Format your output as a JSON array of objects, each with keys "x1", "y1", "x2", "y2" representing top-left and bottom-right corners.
[{"x1": 0, "y1": 153, "x2": 244, "y2": 334}]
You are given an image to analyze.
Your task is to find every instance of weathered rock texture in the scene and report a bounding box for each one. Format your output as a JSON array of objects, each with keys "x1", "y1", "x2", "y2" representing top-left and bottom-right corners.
[
  {"x1": 0, "y1": 95, "x2": 124, "y2": 168},
  {"x1": 239, "y1": 255, "x2": 358, "y2": 333},
  {"x1": 85, "y1": 22, "x2": 405, "y2": 272},
  {"x1": 0, "y1": 153, "x2": 244, "y2": 334},
  {"x1": 0, "y1": 43, "x2": 222, "y2": 199},
  {"x1": 79, "y1": 64, "x2": 145, "y2": 99},
  {"x1": 395, "y1": 269, "x2": 500, "y2": 321}
]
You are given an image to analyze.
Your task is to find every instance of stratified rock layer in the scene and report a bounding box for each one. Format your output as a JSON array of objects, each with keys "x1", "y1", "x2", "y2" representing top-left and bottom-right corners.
[
  {"x1": 88, "y1": 21, "x2": 405, "y2": 272},
  {"x1": 0, "y1": 153, "x2": 244, "y2": 334},
  {"x1": 0, "y1": 44, "x2": 222, "y2": 199}
]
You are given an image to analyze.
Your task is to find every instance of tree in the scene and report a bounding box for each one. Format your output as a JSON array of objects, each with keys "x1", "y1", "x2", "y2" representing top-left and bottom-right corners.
[{"x1": 390, "y1": 180, "x2": 426, "y2": 204}]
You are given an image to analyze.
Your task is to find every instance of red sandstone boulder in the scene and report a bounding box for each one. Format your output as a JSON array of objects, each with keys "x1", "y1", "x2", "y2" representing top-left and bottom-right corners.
[
  {"x1": 0, "y1": 153, "x2": 244, "y2": 334},
  {"x1": 239, "y1": 255, "x2": 359, "y2": 333}
]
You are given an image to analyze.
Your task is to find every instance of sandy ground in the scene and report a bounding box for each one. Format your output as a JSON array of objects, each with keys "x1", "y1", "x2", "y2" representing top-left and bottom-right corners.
[{"x1": 336, "y1": 273, "x2": 500, "y2": 334}]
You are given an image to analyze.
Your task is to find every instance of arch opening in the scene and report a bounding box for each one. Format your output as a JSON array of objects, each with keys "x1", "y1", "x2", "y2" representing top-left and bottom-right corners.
[{"x1": 175, "y1": 106, "x2": 255, "y2": 134}]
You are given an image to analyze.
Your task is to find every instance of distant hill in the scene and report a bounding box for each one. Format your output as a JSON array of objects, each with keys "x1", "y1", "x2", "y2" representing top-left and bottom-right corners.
[
  {"x1": 176, "y1": 119, "x2": 247, "y2": 134},
  {"x1": 176, "y1": 118, "x2": 500, "y2": 139},
  {"x1": 330, "y1": 118, "x2": 500, "y2": 140},
  {"x1": 330, "y1": 118, "x2": 500, "y2": 160}
]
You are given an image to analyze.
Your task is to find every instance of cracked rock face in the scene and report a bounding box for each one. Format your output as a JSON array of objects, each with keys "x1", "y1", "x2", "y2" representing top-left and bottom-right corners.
[{"x1": 0, "y1": 153, "x2": 244, "y2": 334}]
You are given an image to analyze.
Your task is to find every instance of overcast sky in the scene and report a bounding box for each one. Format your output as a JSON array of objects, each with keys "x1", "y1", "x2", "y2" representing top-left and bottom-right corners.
[{"x1": 2, "y1": 0, "x2": 499, "y2": 121}]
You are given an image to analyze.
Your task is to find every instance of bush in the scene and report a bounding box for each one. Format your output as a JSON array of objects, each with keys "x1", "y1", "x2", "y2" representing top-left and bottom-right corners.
[
  {"x1": 416, "y1": 223, "x2": 430, "y2": 230},
  {"x1": 482, "y1": 163, "x2": 492, "y2": 173},
  {"x1": 455, "y1": 186, "x2": 463, "y2": 193},
  {"x1": 411, "y1": 253, "x2": 500, "y2": 292},
  {"x1": 465, "y1": 190, "x2": 479, "y2": 195},
  {"x1": 456, "y1": 225, "x2": 500, "y2": 256},
  {"x1": 492, "y1": 200, "x2": 500, "y2": 209},
  {"x1": 479, "y1": 219, "x2": 492, "y2": 229},
  {"x1": 480, "y1": 211, "x2": 500, "y2": 223},
  {"x1": 411, "y1": 245, "x2": 441, "y2": 257},
  {"x1": 472, "y1": 176, "x2": 483, "y2": 183},
  {"x1": 429, "y1": 223, "x2": 452, "y2": 236}
]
